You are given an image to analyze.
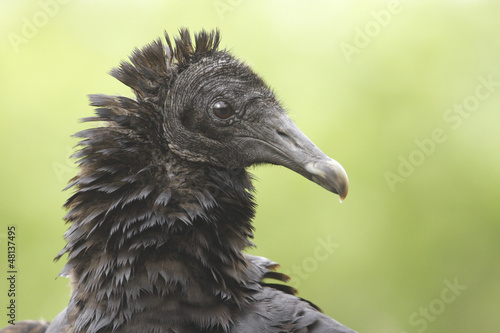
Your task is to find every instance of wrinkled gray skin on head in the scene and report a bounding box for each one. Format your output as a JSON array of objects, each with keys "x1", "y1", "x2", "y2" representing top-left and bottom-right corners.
[
  {"x1": 164, "y1": 53, "x2": 274, "y2": 166},
  {"x1": 165, "y1": 52, "x2": 348, "y2": 200}
]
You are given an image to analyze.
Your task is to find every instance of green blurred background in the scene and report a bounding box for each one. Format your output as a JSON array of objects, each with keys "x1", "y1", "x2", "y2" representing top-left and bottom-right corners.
[{"x1": 1, "y1": 1, "x2": 499, "y2": 332}]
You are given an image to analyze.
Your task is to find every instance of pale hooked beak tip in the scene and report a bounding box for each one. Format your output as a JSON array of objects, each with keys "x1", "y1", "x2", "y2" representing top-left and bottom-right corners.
[{"x1": 306, "y1": 159, "x2": 349, "y2": 202}]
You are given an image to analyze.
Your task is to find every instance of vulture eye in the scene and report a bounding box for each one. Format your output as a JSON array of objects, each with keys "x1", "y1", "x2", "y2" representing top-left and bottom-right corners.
[{"x1": 212, "y1": 101, "x2": 234, "y2": 119}]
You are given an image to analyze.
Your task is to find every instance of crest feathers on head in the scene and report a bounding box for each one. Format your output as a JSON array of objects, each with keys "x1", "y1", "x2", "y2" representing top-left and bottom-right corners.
[
  {"x1": 110, "y1": 28, "x2": 221, "y2": 100},
  {"x1": 170, "y1": 28, "x2": 221, "y2": 69}
]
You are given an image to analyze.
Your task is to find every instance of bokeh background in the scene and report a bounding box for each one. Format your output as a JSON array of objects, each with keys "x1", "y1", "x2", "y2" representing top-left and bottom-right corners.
[{"x1": 1, "y1": 1, "x2": 499, "y2": 332}]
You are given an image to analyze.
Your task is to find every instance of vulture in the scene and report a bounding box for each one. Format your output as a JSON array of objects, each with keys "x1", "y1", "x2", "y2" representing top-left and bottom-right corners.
[{"x1": 1, "y1": 29, "x2": 355, "y2": 333}]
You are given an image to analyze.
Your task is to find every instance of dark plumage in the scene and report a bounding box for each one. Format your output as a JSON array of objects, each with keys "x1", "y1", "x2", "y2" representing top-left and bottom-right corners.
[{"x1": 1, "y1": 29, "x2": 353, "y2": 333}]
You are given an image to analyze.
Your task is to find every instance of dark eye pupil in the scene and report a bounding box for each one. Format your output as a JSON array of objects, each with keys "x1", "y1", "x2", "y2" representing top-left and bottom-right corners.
[{"x1": 213, "y1": 101, "x2": 234, "y2": 119}]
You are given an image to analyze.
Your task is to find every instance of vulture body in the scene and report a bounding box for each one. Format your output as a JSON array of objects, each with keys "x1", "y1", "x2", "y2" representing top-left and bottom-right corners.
[{"x1": 1, "y1": 29, "x2": 354, "y2": 333}]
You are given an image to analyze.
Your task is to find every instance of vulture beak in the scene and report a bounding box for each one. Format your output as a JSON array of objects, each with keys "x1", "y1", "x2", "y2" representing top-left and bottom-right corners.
[{"x1": 250, "y1": 112, "x2": 349, "y2": 202}]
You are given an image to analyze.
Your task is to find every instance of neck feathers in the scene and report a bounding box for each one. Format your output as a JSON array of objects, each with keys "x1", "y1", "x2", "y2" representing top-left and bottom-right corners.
[{"x1": 58, "y1": 94, "x2": 257, "y2": 332}]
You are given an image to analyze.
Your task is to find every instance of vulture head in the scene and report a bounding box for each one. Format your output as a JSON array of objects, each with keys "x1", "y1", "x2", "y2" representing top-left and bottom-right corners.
[{"x1": 112, "y1": 29, "x2": 348, "y2": 201}]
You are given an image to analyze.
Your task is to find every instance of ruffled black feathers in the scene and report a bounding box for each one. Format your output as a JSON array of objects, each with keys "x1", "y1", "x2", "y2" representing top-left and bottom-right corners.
[
  {"x1": 109, "y1": 28, "x2": 220, "y2": 102},
  {"x1": 55, "y1": 29, "x2": 264, "y2": 332}
]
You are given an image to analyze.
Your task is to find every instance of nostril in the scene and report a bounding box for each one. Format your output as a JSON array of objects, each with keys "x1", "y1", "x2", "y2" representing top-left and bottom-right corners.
[
  {"x1": 277, "y1": 130, "x2": 299, "y2": 148},
  {"x1": 277, "y1": 130, "x2": 288, "y2": 139}
]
